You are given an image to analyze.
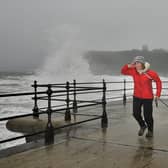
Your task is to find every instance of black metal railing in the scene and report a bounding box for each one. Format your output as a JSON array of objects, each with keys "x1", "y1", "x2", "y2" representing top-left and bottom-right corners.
[
  {"x1": 0, "y1": 79, "x2": 168, "y2": 146},
  {"x1": 0, "y1": 80, "x2": 108, "y2": 145}
]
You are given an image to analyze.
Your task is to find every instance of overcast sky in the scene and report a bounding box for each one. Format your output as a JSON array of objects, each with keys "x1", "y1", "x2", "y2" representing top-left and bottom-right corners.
[{"x1": 1, "y1": 0, "x2": 168, "y2": 72}]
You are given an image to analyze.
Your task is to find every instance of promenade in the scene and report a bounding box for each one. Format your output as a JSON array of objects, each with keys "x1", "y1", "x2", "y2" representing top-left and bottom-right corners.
[{"x1": 0, "y1": 99, "x2": 168, "y2": 168}]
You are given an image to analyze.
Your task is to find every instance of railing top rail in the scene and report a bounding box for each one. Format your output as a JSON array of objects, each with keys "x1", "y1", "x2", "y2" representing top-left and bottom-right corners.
[
  {"x1": 32, "y1": 80, "x2": 168, "y2": 87},
  {"x1": 1, "y1": 79, "x2": 168, "y2": 98}
]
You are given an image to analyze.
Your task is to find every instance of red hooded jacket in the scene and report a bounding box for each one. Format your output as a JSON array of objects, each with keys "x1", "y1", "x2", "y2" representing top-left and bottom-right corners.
[{"x1": 121, "y1": 64, "x2": 162, "y2": 99}]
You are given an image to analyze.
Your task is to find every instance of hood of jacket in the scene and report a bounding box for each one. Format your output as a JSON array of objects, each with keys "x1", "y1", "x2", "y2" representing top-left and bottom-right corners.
[{"x1": 137, "y1": 62, "x2": 150, "y2": 74}]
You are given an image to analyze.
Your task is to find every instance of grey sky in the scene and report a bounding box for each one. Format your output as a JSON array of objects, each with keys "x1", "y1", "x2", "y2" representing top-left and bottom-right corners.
[{"x1": 1, "y1": 0, "x2": 168, "y2": 71}]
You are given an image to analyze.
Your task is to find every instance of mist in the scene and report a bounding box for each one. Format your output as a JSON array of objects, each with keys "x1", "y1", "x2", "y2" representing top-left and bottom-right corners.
[{"x1": 1, "y1": 0, "x2": 168, "y2": 72}]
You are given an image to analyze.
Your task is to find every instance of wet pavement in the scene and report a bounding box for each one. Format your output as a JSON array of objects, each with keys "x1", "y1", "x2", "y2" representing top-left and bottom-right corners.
[{"x1": 0, "y1": 99, "x2": 168, "y2": 168}]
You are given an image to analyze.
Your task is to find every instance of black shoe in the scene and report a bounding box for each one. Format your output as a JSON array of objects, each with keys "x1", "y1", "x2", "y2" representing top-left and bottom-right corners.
[
  {"x1": 146, "y1": 131, "x2": 153, "y2": 138},
  {"x1": 138, "y1": 126, "x2": 147, "y2": 136}
]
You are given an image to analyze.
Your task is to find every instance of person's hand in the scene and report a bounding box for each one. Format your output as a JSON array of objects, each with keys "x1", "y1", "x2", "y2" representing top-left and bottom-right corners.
[
  {"x1": 128, "y1": 63, "x2": 136, "y2": 68},
  {"x1": 154, "y1": 95, "x2": 159, "y2": 107},
  {"x1": 154, "y1": 95, "x2": 159, "y2": 100}
]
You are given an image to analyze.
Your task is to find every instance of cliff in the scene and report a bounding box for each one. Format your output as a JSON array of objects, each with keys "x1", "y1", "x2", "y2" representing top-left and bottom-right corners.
[{"x1": 85, "y1": 49, "x2": 168, "y2": 76}]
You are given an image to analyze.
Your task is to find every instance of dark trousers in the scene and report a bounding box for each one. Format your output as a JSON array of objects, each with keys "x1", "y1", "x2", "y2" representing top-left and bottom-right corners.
[{"x1": 133, "y1": 96, "x2": 153, "y2": 132}]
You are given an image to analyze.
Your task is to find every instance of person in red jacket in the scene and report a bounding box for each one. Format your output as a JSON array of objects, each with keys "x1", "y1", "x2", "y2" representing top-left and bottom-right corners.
[{"x1": 121, "y1": 56, "x2": 162, "y2": 138}]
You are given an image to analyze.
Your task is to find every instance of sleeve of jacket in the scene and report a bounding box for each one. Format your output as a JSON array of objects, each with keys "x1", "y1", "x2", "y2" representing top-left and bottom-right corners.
[
  {"x1": 151, "y1": 71, "x2": 162, "y2": 97},
  {"x1": 121, "y1": 64, "x2": 135, "y2": 76}
]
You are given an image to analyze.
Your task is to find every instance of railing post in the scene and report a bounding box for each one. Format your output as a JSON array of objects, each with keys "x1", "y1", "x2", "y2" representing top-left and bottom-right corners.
[
  {"x1": 65, "y1": 81, "x2": 71, "y2": 121},
  {"x1": 123, "y1": 79, "x2": 127, "y2": 106},
  {"x1": 73, "y1": 80, "x2": 78, "y2": 114},
  {"x1": 45, "y1": 84, "x2": 54, "y2": 145},
  {"x1": 32, "y1": 80, "x2": 39, "y2": 118},
  {"x1": 101, "y1": 79, "x2": 108, "y2": 128}
]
